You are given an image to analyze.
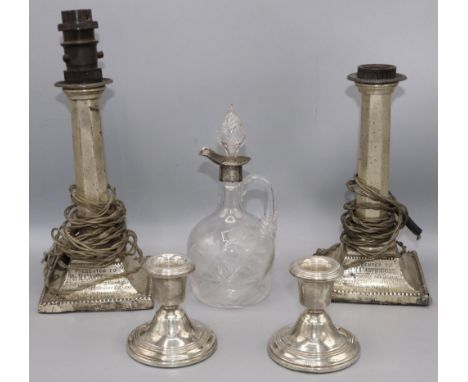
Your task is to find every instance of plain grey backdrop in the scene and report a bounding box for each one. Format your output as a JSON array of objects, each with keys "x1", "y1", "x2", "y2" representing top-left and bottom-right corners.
[{"x1": 30, "y1": 1, "x2": 437, "y2": 381}]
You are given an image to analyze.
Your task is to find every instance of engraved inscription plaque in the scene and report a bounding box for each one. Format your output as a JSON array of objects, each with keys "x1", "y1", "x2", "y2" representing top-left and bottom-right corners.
[
  {"x1": 38, "y1": 260, "x2": 153, "y2": 313},
  {"x1": 332, "y1": 249, "x2": 430, "y2": 305}
]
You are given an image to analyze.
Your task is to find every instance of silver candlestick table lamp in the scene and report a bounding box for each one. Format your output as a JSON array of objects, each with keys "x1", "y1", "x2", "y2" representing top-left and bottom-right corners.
[
  {"x1": 317, "y1": 64, "x2": 430, "y2": 305},
  {"x1": 38, "y1": 9, "x2": 152, "y2": 313}
]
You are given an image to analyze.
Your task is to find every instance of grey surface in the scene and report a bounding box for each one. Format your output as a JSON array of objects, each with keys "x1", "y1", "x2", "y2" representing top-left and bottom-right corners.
[{"x1": 30, "y1": 1, "x2": 437, "y2": 381}]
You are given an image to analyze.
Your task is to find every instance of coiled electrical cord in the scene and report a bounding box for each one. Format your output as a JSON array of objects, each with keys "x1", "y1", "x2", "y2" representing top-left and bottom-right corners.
[
  {"x1": 43, "y1": 184, "x2": 143, "y2": 293},
  {"x1": 315, "y1": 175, "x2": 421, "y2": 269},
  {"x1": 339, "y1": 174, "x2": 420, "y2": 268}
]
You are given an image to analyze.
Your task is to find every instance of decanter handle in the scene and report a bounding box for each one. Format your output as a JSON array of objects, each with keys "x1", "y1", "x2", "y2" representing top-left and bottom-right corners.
[{"x1": 242, "y1": 174, "x2": 277, "y2": 235}]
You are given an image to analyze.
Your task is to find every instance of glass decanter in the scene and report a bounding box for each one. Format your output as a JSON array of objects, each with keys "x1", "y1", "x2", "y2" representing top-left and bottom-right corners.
[{"x1": 188, "y1": 106, "x2": 276, "y2": 308}]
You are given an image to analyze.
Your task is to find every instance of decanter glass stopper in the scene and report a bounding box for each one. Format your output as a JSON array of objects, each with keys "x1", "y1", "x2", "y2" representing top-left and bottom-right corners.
[
  {"x1": 267, "y1": 256, "x2": 360, "y2": 373},
  {"x1": 218, "y1": 105, "x2": 246, "y2": 157},
  {"x1": 127, "y1": 254, "x2": 217, "y2": 367}
]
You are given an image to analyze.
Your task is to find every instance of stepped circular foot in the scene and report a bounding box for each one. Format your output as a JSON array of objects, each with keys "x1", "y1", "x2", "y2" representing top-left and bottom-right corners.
[
  {"x1": 267, "y1": 325, "x2": 360, "y2": 373},
  {"x1": 127, "y1": 320, "x2": 217, "y2": 368}
]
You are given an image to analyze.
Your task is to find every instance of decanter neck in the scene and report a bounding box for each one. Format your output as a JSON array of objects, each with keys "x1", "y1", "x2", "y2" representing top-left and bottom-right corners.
[{"x1": 219, "y1": 182, "x2": 243, "y2": 210}]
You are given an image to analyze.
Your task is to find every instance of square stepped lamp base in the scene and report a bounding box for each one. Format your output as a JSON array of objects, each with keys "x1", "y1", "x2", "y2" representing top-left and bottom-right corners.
[
  {"x1": 38, "y1": 260, "x2": 153, "y2": 313},
  {"x1": 330, "y1": 248, "x2": 430, "y2": 306}
]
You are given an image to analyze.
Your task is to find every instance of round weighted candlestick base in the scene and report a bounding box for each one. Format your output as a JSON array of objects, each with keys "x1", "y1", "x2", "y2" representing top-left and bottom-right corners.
[
  {"x1": 268, "y1": 312, "x2": 360, "y2": 373},
  {"x1": 267, "y1": 256, "x2": 360, "y2": 373},
  {"x1": 127, "y1": 309, "x2": 216, "y2": 367},
  {"x1": 127, "y1": 254, "x2": 217, "y2": 368}
]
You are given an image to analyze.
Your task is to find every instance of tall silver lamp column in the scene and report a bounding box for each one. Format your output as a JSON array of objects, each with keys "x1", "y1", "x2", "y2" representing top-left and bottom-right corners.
[
  {"x1": 322, "y1": 64, "x2": 429, "y2": 305},
  {"x1": 38, "y1": 9, "x2": 152, "y2": 313}
]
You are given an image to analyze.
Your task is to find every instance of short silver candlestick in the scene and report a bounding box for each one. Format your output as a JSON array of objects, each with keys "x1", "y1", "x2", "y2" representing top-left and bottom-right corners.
[
  {"x1": 268, "y1": 256, "x2": 360, "y2": 373},
  {"x1": 127, "y1": 254, "x2": 217, "y2": 367}
]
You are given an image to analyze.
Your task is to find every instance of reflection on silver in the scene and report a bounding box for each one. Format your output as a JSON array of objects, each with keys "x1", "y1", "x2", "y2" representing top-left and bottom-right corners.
[
  {"x1": 268, "y1": 256, "x2": 360, "y2": 373},
  {"x1": 127, "y1": 254, "x2": 217, "y2": 368}
]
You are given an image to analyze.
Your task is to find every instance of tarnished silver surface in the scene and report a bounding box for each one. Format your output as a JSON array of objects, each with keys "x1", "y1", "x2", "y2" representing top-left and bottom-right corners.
[
  {"x1": 127, "y1": 254, "x2": 217, "y2": 368},
  {"x1": 38, "y1": 259, "x2": 153, "y2": 313},
  {"x1": 268, "y1": 256, "x2": 360, "y2": 373},
  {"x1": 329, "y1": 246, "x2": 430, "y2": 305}
]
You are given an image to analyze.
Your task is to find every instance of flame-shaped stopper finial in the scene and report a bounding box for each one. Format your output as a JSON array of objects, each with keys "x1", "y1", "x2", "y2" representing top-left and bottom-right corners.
[{"x1": 218, "y1": 105, "x2": 246, "y2": 157}]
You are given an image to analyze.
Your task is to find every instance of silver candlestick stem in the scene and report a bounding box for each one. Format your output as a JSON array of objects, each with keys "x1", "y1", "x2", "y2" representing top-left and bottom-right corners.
[
  {"x1": 356, "y1": 82, "x2": 395, "y2": 219},
  {"x1": 127, "y1": 254, "x2": 217, "y2": 368},
  {"x1": 67, "y1": 84, "x2": 110, "y2": 215},
  {"x1": 268, "y1": 256, "x2": 360, "y2": 373}
]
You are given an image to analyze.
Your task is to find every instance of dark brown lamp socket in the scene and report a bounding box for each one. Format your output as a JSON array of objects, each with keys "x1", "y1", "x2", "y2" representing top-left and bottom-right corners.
[
  {"x1": 58, "y1": 9, "x2": 104, "y2": 83},
  {"x1": 347, "y1": 64, "x2": 407, "y2": 85}
]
